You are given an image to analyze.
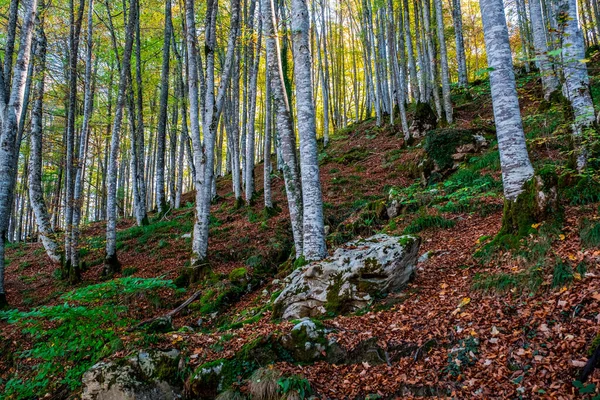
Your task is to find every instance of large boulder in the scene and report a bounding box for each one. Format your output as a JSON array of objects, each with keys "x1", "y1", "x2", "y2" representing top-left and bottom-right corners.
[
  {"x1": 82, "y1": 349, "x2": 182, "y2": 400},
  {"x1": 273, "y1": 234, "x2": 420, "y2": 320},
  {"x1": 421, "y1": 128, "x2": 489, "y2": 183}
]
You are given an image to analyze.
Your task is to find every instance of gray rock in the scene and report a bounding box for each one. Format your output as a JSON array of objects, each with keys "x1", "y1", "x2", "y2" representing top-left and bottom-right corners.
[
  {"x1": 273, "y1": 234, "x2": 420, "y2": 319},
  {"x1": 82, "y1": 350, "x2": 181, "y2": 400},
  {"x1": 386, "y1": 199, "x2": 402, "y2": 219},
  {"x1": 279, "y1": 318, "x2": 346, "y2": 364}
]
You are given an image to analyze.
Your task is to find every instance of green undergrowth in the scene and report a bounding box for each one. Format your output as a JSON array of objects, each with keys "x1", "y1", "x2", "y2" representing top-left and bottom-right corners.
[
  {"x1": 0, "y1": 277, "x2": 179, "y2": 399},
  {"x1": 472, "y1": 218, "x2": 577, "y2": 294},
  {"x1": 388, "y1": 165, "x2": 502, "y2": 217},
  {"x1": 404, "y1": 215, "x2": 455, "y2": 234}
]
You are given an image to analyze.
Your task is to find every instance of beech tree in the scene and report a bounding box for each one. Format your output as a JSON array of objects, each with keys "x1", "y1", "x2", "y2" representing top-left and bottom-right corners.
[
  {"x1": 0, "y1": 0, "x2": 39, "y2": 307},
  {"x1": 479, "y1": 0, "x2": 537, "y2": 232}
]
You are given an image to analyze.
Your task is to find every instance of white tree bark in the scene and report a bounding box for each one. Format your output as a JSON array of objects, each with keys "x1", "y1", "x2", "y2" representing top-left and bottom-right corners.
[
  {"x1": 262, "y1": 0, "x2": 304, "y2": 256},
  {"x1": 291, "y1": 0, "x2": 327, "y2": 261},
  {"x1": 434, "y1": 0, "x2": 452, "y2": 123},
  {"x1": 529, "y1": 0, "x2": 559, "y2": 98},
  {"x1": 558, "y1": 0, "x2": 596, "y2": 171},
  {"x1": 71, "y1": 0, "x2": 95, "y2": 271},
  {"x1": 0, "y1": 0, "x2": 39, "y2": 306},
  {"x1": 28, "y1": 8, "x2": 61, "y2": 265},
  {"x1": 451, "y1": 0, "x2": 468, "y2": 87},
  {"x1": 105, "y1": 0, "x2": 137, "y2": 273},
  {"x1": 245, "y1": 2, "x2": 261, "y2": 204},
  {"x1": 404, "y1": 0, "x2": 420, "y2": 100},
  {"x1": 155, "y1": 0, "x2": 172, "y2": 214},
  {"x1": 264, "y1": 73, "x2": 273, "y2": 209},
  {"x1": 480, "y1": 0, "x2": 535, "y2": 201}
]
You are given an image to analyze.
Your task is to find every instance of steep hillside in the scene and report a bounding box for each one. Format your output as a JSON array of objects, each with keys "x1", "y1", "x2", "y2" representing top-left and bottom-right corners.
[{"x1": 1, "y1": 68, "x2": 600, "y2": 399}]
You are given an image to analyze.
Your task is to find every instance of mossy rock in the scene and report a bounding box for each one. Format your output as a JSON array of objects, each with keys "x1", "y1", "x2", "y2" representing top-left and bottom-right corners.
[
  {"x1": 228, "y1": 267, "x2": 249, "y2": 285},
  {"x1": 410, "y1": 102, "x2": 437, "y2": 137},
  {"x1": 424, "y1": 128, "x2": 486, "y2": 173}
]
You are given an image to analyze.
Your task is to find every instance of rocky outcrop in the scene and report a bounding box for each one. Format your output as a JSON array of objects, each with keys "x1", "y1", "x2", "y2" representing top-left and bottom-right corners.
[
  {"x1": 273, "y1": 234, "x2": 420, "y2": 320},
  {"x1": 82, "y1": 349, "x2": 181, "y2": 400},
  {"x1": 409, "y1": 102, "x2": 437, "y2": 139},
  {"x1": 421, "y1": 128, "x2": 489, "y2": 183}
]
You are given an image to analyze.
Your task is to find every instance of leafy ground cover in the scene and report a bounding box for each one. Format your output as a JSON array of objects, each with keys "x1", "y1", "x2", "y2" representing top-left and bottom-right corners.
[{"x1": 1, "y1": 62, "x2": 600, "y2": 399}]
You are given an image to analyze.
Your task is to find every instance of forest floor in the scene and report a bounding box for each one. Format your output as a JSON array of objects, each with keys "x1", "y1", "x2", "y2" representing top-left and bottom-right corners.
[{"x1": 2, "y1": 61, "x2": 600, "y2": 399}]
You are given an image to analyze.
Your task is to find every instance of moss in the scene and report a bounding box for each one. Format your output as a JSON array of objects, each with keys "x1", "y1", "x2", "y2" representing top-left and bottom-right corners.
[
  {"x1": 412, "y1": 102, "x2": 437, "y2": 131},
  {"x1": 152, "y1": 353, "x2": 180, "y2": 382},
  {"x1": 333, "y1": 147, "x2": 371, "y2": 164},
  {"x1": 500, "y1": 184, "x2": 535, "y2": 238},
  {"x1": 588, "y1": 334, "x2": 600, "y2": 356},
  {"x1": 325, "y1": 273, "x2": 351, "y2": 315},
  {"x1": 228, "y1": 268, "x2": 248, "y2": 284},
  {"x1": 424, "y1": 129, "x2": 481, "y2": 172}
]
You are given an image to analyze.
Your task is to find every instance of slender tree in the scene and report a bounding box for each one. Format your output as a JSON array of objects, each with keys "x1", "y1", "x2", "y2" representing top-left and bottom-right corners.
[
  {"x1": 71, "y1": 0, "x2": 96, "y2": 273},
  {"x1": 291, "y1": 0, "x2": 327, "y2": 260},
  {"x1": 558, "y1": 0, "x2": 597, "y2": 171},
  {"x1": 104, "y1": 0, "x2": 137, "y2": 275},
  {"x1": 0, "y1": 0, "x2": 39, "y2": 307},
  {"x1": 529, "y1": 0, "x2": 559, "y2": 98},
  {"x1": 28, "y1": 1, "x2": 61, "y2": 265},
  {"x1": 479, "y1": 0, "x2": 540, "y2": 233},
  {"x1": 155, "y1": 0, "x2": 173, "y2": 215},
  {"x1": 262, "y1": 0, "x2": 304, "y2": 255}
]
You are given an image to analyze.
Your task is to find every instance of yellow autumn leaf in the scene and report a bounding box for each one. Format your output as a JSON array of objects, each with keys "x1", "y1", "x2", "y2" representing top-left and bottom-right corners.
[
  {"x1": 573, "y1": 272, "x2": 582, "y2": 280},
  {"x1": 458, "y1": 297, "x2": 471, "y2": 308},
  {"x1": 568, "y1": 254, "x2": 577, "y2": 261},
  {"x1": 559, "y1": 234, "x2": 565, "y2": 240},
  {"x1": 531, "y1": 223, "x2": 541, "y2": 229},
  {"x1": 440, "y1": 283, "x2": 448, "y2": 289}
]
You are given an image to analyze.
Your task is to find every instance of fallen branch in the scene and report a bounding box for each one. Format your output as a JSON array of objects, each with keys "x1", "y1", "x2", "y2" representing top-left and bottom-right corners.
[
  {"x1": 128, "y1": 290, "x2": 202, "y2": 332},
  {"x1": 580, "y1": 341, "x2": 600, "y2": 383}
]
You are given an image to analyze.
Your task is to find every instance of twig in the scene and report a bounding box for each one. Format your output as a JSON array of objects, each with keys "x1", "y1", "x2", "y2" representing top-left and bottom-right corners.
[
  {"x1": 128, "y1": 290, "x2": 202, "y2": 332},
  {"x1": 580, "y1": 339, "x2": 600, "y2": 383}
]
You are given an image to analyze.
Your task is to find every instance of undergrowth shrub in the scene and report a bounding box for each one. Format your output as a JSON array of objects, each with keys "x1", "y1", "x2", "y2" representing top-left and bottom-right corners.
[
  {"x1": 580, "y1": 219, "x2": 600, "y2": 248},
  {"x1": 0, "y1": 277, "x2": 178, "y2": 399},
  {"x1": 404, "y1": 215, "x2": 455, "y2": 234}
]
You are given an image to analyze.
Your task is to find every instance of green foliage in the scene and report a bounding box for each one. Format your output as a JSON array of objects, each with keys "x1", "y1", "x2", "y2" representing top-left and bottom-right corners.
[
  {"x1": 443, "y1": 337, "x2": 479, "y2": 377},
  {"x1": 122, "y1": 267, "x2": 138, "y2": 277},
  {"x1": 0, "y1": 277, "x2": 177, "y2": 399},
  {"x1": 564, "y1": 176, "x2": 600, "y2": 205},
  {"x1": 1, "y1": 304, "x2": 127, "y2": 398},
  {"x1": 388, "y1": 167, "x2": 501, "y2": 218},
  {"x1": 278, "y1": 375, "x2": 312, "y2": 399},
  {"x1": 228, "y1": 267, "x2": 249, "y2": 283},
  {"x1": 404, "y1": 215, "x2": 455, "y2": 234},
  {"x1": 552, "y1": 260, "x2": 573, "y2": 288},
  {"x1": 424, "y1": 129, "x2": 481, "y2": 171},
  {"x1": 61, "y1": 277, "x2": 179, "y2": 303},
  {"x1": 333, "y1": 147, "x2": 370, "y2": 164},
  {"x1": 580, "y1": 219, "x2": 600, "y2": 248},
  {"x1": 473, "y1": 266, "x2": 544, "y2": 294}
]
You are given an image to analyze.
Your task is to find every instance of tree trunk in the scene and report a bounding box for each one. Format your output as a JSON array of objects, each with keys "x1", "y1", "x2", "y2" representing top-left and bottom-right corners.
[
  {"x1": 28, "y1": 13, "x2": 61, "y2": 264},
  {"x1": 105, "y1": 0, "x2": 137, "y2": 275},
  {"x1": 0, "y1": 0, "x2": 39, "y2": 307},
  {"x1": 71, "y1": 0, "x2": 95, "y2": 272},
  {"x1": 262, "y1": 0, "x2": 304, "y2": 256},
  {"x1": 155, "y1": 0, "x2": 172, "y2": 215},
  {"x1": 434, "y1": 0, "x2": 452, "y2": 123},
  {"x1": 291, "y1": 0, "x2": 327, "y2": 261},
  {"x1": 529, "y1": 0, "x2": 559, "y2": 99},
  {"x1": 480, "y1": 0, "x2": 535, "y2": 201},
  {"x1": 558, "y1": 0, "x2": 596, "y2": 171},
  {"x1": 451, "y1": 0, "x2": 468, "y2": 87}
]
